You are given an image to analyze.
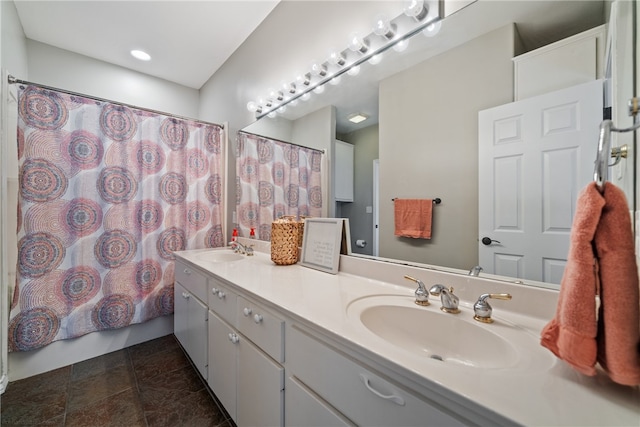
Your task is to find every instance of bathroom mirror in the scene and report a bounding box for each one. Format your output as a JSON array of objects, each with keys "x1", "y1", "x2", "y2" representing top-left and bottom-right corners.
[{"x1": 241, "y1": 0, "x2": 633, "y2": 289}]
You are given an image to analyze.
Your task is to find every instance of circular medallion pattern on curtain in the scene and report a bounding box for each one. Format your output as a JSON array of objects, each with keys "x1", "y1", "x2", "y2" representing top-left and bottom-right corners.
[
  {"x1": 91, "y1": 294, "x2": 135, "y2": 330},
  {"x1": 18, "y1": 232, "x2": 66, "y2": 278},
  {"x1": 94, "y1": 229, "x2": 137, "y2": 268},
  {"x1": 100, "y1": 104, "x2": 137, "y2": 142},
  {"x1": 160, "y1": 118, "x2": 190, "y2": 150},
  {"x1": 21, "y1": 158, "x2": 69, "y2": 202},
  {"x1": 19, "y1": 86, "x2": 69, "y2": 130},
  {"x1": 98, "y1": 166, "x2": 138, "y2": 204},
  {"x1": 9, "y1": 307, "x2": 61, "y2": 351}
]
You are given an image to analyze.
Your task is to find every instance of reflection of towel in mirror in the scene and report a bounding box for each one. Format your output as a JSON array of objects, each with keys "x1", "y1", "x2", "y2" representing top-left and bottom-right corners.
[
  {"x1": 540, "y1": 182, "x2": 640, "y2": 386},
  {"x1": 394, "y1": 199, "x2": 432, "y2": 239}
]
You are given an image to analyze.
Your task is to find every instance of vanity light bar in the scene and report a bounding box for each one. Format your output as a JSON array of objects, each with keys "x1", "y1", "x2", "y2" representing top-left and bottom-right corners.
[{"x1": 252, "y1": 0, "x2": 443, "y2": 120}]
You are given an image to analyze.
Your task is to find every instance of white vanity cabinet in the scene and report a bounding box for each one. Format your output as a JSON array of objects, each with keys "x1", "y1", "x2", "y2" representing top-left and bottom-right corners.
[
  {"x1": 286, "y1": 325, "x2": 467, "y2": 427},
  {"x1": 207, "y1": 276, "x2": 285, "y2": 427},
  {"x1": 173, "y1": 260, "x2": 209, "y2": 379}
]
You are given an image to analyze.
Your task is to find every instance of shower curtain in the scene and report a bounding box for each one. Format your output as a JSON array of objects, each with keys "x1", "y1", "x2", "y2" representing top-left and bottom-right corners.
[
  {"x1": 8, "y1": 85, "x2": 225, "y2": 352},
  {"x1": 236, "y1": 131, "x2": 323, "y2": 239}
]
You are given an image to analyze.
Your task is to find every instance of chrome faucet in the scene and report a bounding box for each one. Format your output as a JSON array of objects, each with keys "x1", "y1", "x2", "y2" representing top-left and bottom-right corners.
[
  {"x1": 229, "y1": 241, "x2": 254, "y2": 256},
  {"x1": 428, "y1": 284, "x2": 460, "y2": 314},
  {"x1": 468, "y1": 265, "x2": 483, "y2": 276},
  {"x1": 404, "y1": 275, "x2": 429, "y2": 306},
  {"x1": 473, "y1": 293, "x2": 512, "y2": 323}
]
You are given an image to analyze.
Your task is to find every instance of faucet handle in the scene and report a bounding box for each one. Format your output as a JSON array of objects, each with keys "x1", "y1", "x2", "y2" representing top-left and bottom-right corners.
[
  {"x1": 473, "y1": 293, "x2": 512, "y2": 323},
  {"x1": 404, "y1": 275, "x2": 429, "y2": 306}
]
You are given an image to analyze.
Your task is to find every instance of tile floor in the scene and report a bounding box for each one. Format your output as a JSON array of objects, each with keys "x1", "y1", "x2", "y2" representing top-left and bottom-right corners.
[{"x1": 0, "y1": 334, "x2": 233, "y2": 426}]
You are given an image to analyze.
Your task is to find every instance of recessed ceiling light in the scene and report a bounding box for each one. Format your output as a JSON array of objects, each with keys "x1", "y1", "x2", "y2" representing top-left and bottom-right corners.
[
  {"x1": 348, "y1": 113, "x2": 368, "y2": 124},
  {"x1": 131, "y1": 50, "x2": 151, "y2": 61}
]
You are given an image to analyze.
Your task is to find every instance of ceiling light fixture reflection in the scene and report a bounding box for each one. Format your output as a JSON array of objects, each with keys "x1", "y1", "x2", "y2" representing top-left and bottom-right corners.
[{"x1": 348, "y1": 113, "x2": 369, "y2": 124}]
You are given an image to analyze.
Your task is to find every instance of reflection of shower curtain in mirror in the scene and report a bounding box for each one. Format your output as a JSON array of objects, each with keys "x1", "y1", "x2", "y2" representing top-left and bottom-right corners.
[
  {"x1": 236, "y1": 132, "x2": 323, "y2": 239},
  {"x1": 9, "y1": 85, "x2": 225, "y2": 352}
]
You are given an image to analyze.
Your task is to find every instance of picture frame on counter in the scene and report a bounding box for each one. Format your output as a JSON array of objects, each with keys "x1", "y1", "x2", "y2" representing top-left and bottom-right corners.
[{"x1": 301, "y1": 218, "x2": 351, "y2": 274}]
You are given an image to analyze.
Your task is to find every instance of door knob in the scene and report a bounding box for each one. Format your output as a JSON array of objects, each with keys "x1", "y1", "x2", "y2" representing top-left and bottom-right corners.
[{"x1": 481, "y1": 237, "x2": 501, "y2": 246}]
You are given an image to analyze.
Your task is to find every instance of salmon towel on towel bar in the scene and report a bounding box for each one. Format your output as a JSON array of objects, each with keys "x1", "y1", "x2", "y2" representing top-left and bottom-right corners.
[{"x1": 393, "y1": 199, "x2": 433, "y2": 239}]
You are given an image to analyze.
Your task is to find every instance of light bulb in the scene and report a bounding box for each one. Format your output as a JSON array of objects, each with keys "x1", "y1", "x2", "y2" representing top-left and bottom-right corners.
[
  {"x1": 423, "y1": 20, "x2": 442, "y2": 37},
  {"x1": 289, "y1": 99, "x2": 298, "y2": 106},
  {"x1": 348, "y1": 32, "x2": 368, "y2": 53},
  {"x1": 277, "y1": 105, "x2": 286, "y2": 114},
  {"x1": 268, "y1": 88, "x2": 284, "y2": 101},
  {"x1": 329, "y1": 75, "x2": 341, "y2": 85},
  {"x1": 246, "y1": 101, "x2": 259, "y2": 112},
  {"x1": 268, "y1": 111, "x2": 277, "y2": 118},
  {"x1": 347, "y1": 65, "x2": 361, "y2": 76},
  {"x1": 393, "y1": 39, "x2": 409, "y2": 52},
  {"x1": 313, "y1": 85, "x2": 325, "y2": 94},
  {"x1": 373, "y1": 14, "x2": 395, "y2": 39},
  {"x1": 311, "y1": 62, "x2": 327, "y2": 77},
  {"x1": 403, "y1": 0, "x2": 427, "y2": 20},
  {"x1": 328, "y1": 50, "x2": 346, "y2": 66},
  {"x1": 301, "y1": 93, "x2": 311, "y2": 101},
  {"x1": 368, "y1": 54, "x2": 383, "y2": 65},
  {"x1": 296, "y1": 73, "x2": 311, "y2": 86},
  {"x1": 282, "y1": 82, "x2": 296, "y2": 94}
]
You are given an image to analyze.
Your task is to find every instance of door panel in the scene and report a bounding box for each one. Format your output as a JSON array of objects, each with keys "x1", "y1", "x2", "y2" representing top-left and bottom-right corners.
[{"x1": 479, "y1": 80, "x2": 603, "y2": 285}]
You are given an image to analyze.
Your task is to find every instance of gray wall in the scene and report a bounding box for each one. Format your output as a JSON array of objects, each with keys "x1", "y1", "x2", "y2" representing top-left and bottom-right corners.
[{"x1": 379, "y1": 24, "x2": 517, "y2": 270}]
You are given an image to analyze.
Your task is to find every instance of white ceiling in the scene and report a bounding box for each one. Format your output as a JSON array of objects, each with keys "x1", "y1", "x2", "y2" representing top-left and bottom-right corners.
[{"x1": 14, "y1": 0, "x2": 280, "y2": 89}]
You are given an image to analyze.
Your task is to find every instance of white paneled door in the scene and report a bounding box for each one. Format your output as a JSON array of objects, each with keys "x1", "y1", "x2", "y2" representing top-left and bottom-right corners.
[{"x1": 478, "y1": 80, "x2": 603, "y2": 285}]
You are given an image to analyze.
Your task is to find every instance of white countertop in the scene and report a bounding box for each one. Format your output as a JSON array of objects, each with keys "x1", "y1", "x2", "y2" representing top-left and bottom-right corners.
[{"x1": 175, "y1": 246, "x2": 640, "y2": 426}]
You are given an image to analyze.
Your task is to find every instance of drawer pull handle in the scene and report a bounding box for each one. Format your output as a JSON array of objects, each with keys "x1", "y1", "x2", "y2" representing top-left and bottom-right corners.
[
  {"x1": 253, "y1": 314, "x2": 263, "y2": 324},
  {"x1": 228, "y1": 333, "x2": 239, "y2": 344},
  {"x1": 211, "y1": 287, "x2": 219, "y2": 294},
  {"x1": 183, "y1": 268, "x2": 191, "y2": 275},
  {"x1": 182, "y1": 292, "x2": 190, "y2": 299},
  {"x1": 243, "y1": 307, "x2": 252, "y2": 316},
  {"x1": 217, "y1": 291, "x2": 226, "y2": 299},
  {"x1": 359, "y1": 374, "x2": 405, "y2": 406}
]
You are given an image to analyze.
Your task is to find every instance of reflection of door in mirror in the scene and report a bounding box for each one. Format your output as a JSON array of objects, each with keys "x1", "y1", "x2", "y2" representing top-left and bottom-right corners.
[{"x1": 478, "y1": 80, "x2": 604, "y2": 287}]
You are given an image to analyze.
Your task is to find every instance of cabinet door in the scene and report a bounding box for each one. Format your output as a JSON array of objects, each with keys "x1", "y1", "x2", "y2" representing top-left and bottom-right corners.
[
  {"x1": 189, "y1": 296, "x2": 208, "y2": 379},
  {"x1": 334, "y1": 140, "x2": 354, "y2": 202},
  {"x1": 237, "y1": 337, "x2": 284, "y2": 427},
  {"x1": 174, "y1": 282, "x2": 189, "y2": 350},
  {"x1": 208, "y1": 311, "x2": 238, "y2": 422}
]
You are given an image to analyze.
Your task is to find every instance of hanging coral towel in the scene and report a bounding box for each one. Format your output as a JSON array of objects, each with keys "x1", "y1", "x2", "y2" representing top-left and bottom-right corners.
[
  {"x1": 540, "y1": 182, "x2": 640, "y2": 386},
  {"x1": 394, "y1": 199, "x2": 432, "y2": 239}
]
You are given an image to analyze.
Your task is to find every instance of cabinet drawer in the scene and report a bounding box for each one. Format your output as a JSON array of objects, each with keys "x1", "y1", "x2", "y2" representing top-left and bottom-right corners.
[
  {"x1": 288, "y1": 326, "x2": 465, "y2": 427},
  {"x1": 237, "y1": 296, "x2": 284, "y2": 363},
  {"x1": 175, "y1": 260, "x2": 208, "y2": 302},
  {"x1": 208, "y1": 278, "x2": 237, "y2": 326}
]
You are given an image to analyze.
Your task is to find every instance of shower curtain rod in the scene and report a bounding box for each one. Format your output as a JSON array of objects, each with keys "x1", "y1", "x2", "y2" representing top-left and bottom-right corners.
[
  {"x1": 238, "y1": 130, "x2": 326, "y2": 154},
  {"x1": 7, "y1": 74, "x2": 224, "y2": 129}
]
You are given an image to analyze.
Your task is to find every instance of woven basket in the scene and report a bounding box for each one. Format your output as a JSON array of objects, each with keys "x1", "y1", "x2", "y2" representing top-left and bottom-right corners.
[
  {"x1": 270, "y1": 216, "x2": 300, "y2": 265},
  {"x1": 297, "y1": 216, "x2": 309, "y2": 248}
]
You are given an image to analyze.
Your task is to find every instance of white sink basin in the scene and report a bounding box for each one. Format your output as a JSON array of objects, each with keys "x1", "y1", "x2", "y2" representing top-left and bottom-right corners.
[
  {"x1": 347, "y1": 295, "x2": 554, "y2": 371},
  {"x1": 194, "y1": 251, "x2": 245, "y2": 263}
]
